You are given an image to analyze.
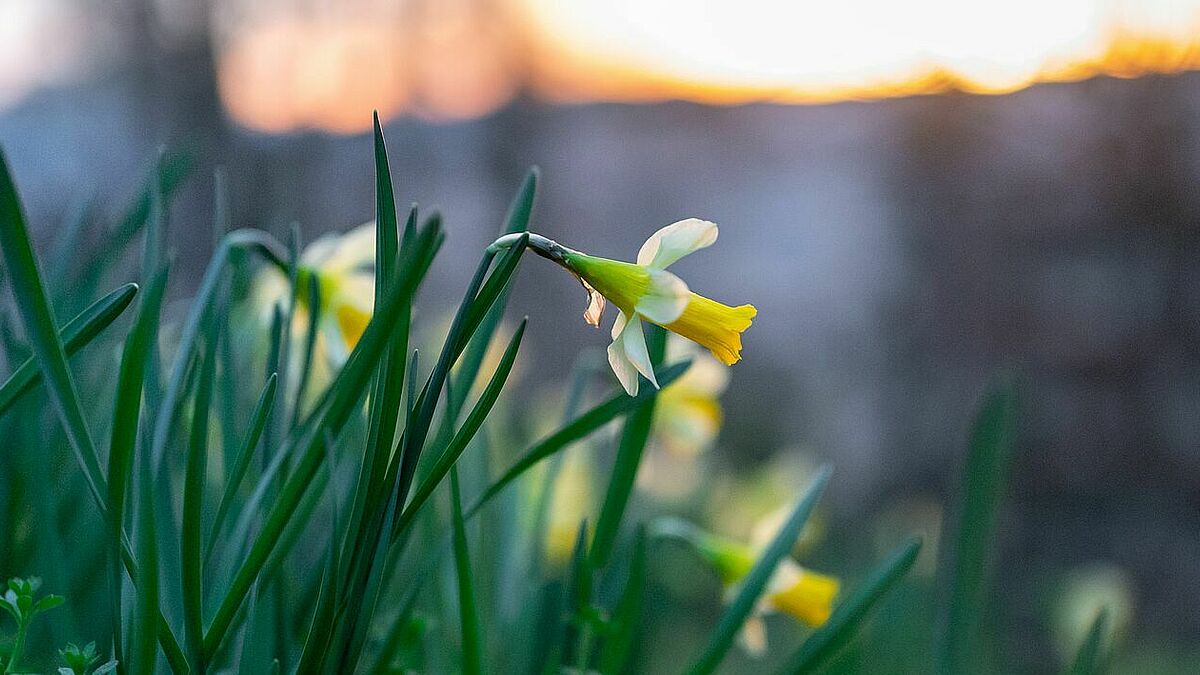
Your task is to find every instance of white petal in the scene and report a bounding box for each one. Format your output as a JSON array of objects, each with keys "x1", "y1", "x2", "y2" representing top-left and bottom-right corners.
[
  {"x1": 737, "y1": 616, "x2": 769, "y2": 657},
  {"x1": 303, "y1": 221, "x2": 377, "y2": 273},
  {"x1": 611, "y1": 310, "x2": 629, "y2": 340},
  {"x1": 619, "y1": 316, "x2": 659, "y2": 389},
  {"x1": 636, "y1": 218, "x2": 718, "y2": 269},
  {"x1": 607, "y1": 337, "x2": 639, "y2": 396},
  {"x1": 336, "y1": 276, "x2": 376, "y2": 312},
  {"x1": 633, "y1": 268, "x2": 689, "y2": 324}
]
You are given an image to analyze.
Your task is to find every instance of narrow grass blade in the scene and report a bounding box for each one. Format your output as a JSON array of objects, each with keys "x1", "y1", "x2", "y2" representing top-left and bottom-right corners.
[
  {"x1": 936, "y1": 377, "x2": 1019, "y2": 675},
  {"x1": 0, "y1": 282, "x2": 138, "y2": 416},
  {"x1": 324, "y1": 124, "x2": 406, "y2": 668},
  {"x1": 565, "y1": 520, "x2": 594, "y2": 671},
  {"x1": 202, "y1": 220, "x2": 442, "y2": 661},
  {"x1": 688, "y1": 465, "x2": 833, "y2": 675},
  {"x1": 394, "y1": 320, "x2": 526, "y2": 535},
  {"x1": 107, "y1": 267, "x2": 169, "y2": 671},
  {"x1": 0, "y1": 149, "x2": 107, "y2": 507},
  {"x1": 1068, "y1": 608, "x2": 1111, "y2": 675},
  {"x1": 451, "y1": 468, "x2": 485, "y2": 675},
  {"x1": 393, "y1": 235, "x2": 528, "y2": 521},
  {"x1": 447, "y1": 168, "x2": 537, "y2": 413},
  {"x1": 289, "y1": 273, "x2": 321, "y2": 427},
  {"x1": 131, "y1": 434, "x2": 160, "y2": 674},
  {"x1": 76, "y1": 149, "x2": 193, "y2": 292},
  {"x1": 182, "y1": 315, "x2": 220, "y2": 669},
  {"x1": 598, "y1": 525, "x2": 647, "y2": 674},
  {"x1": 109, "y1": 149, "x2": 193, "y2": 257},
  {"x1": 295, "y1": 565, "x2": 339, "y2": 673},
  {"x1": 778, "y1": 536, "x2": 923, "y2": 674},
  {"x1": 367, "y1": 583, "x2": 423, "y2": 675},
  {"x1": 464, "y1": 360, "x2": 690, "y2": 521},
  {"x1": 150, "y1": 228, "x2": 288, "y2": 471},
  {"x1": 206, "y1": 373, "x2": 277, "y2": 563}
]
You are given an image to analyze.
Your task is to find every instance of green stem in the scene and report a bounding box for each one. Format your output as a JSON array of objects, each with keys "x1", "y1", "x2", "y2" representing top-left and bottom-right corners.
[{"x1": 4, "y1": 622, "x2": 27, "y2": 675}]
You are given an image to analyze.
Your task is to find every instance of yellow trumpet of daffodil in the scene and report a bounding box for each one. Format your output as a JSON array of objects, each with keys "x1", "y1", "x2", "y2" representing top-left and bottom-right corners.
[
  {"x1": 653, "y1": 516, "x2": 839, "y2": 657},
  {"x1": 490, "y1": 219, "x2": 756, "y2": 396},
  {"x1": 252, "y1": 221, "x2": 376, "y2": 367}
]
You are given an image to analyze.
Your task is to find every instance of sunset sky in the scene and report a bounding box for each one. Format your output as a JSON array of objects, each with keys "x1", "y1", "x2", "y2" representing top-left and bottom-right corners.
[{"x1": 3, "y1": 0, "x2": 1199, "y2": 131}]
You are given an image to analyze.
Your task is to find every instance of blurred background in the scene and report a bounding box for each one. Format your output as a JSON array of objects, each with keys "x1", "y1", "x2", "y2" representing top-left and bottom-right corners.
[{"x1": 2, "y1": 0, "x2": 1199, "y2": 670}]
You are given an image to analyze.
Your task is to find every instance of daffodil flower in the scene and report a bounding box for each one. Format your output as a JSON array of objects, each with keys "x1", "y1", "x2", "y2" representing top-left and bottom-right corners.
[
  {"x1": 653, "y1": 337, "x2": 729, "y2": 458},
  {"x1": 490, "y1": 219, "x2": 756, "y2": 396},
  {"x1": 653, "y1": 517, "x2": 839, "y2": 657},
  {"x1": 252, "y1": 221, "x2": 376, "y2": 367}
]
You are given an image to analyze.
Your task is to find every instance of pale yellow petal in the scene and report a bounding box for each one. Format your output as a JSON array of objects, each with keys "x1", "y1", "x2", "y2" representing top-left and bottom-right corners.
[
  {"x1": 619, "y1": 316, "x2": 658, "y2": 389},
  {"x1": 736, "y1": 616, "x2": 769, "y2": 657},
  {"x1": 636, "y1": 218, "x2": 718, "y2": 269}
]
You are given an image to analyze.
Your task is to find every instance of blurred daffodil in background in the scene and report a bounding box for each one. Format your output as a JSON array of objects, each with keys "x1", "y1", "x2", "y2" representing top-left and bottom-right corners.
[
  {"x1": 542, "y1": 450, "x2": 596, "y2": 568},
  {"x1": 1052, "y1": 563, "x2": 1134, "y2": 663},
  {"x1": 653, "y1": 337, "x2": 729, "y2": 458},
  {"x1": 706, "y1": 453, "x2": 828, "y2": 552},
  {"x1": 252, "y1": 221, "x2": 375, "y2": 370},
  {"x1": 638, "y1": 337, "x2": 730, "y2": 500},
  {"x1": 653, "y1": 516, "x2": 839, "y2": 657},
  {"x1": 490, "y1": 219, "x2": 755, "y2": 395}
]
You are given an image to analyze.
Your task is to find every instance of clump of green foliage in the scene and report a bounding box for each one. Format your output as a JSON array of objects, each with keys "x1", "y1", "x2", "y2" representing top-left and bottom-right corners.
[{"x1": 0, "y1": 116, "x2": 1113, "y2": 674}]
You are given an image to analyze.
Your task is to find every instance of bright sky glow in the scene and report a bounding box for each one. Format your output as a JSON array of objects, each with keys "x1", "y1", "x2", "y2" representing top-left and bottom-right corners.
[
  {"x1": 520, "y1": 0, "x2": 1200, "y2": 103},
  {"x1": 2, "y1": 0, "x2": 1200, "y2": 131}
]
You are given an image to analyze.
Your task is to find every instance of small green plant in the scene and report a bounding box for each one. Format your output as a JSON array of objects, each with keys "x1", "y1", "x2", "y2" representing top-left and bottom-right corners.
[
  {"x1": 1, "y1": 577, "x2": 63, "y2": 674},
  {"x1": 58, "y1": 642, "x2": 117, "y2": 675}
]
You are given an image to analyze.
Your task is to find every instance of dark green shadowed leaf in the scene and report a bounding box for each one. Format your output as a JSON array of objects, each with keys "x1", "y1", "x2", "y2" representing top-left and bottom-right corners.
[
  {"x1": 1, "y1": 154, "x2": 187, "y2": 668},
  {"x1": 778, "y1": 536, "x2": 923, "y2": 675},
  {"x1": 599, "y1": 525, "x2": 647, "y2": 675},
  {"x1": 206, "y1": 373, "x2": 278, "y2": 564},
  {"x1": 326, "y1": 216, "x2": 410, "y2": 674},
  {"x1": 0, "y1": 149, "x2": 107, "y2": 508},
  {"x1": 562, "y1": 520, "x2": 595, "y2": 673},
  {"x1": 202, "y1": 218, "x2": 442, "y2": 661},
  {"x1": 150, "y1": 228, "x2": 288, "y2": 471},
  {"x1": 463, "y1": 360, "x2": 690, "y2": 521},
  {"x1": 289, "y1": 272, "x2": 321, "y2": 428},
  {"x1": 374, "y1": 111, "x2": 400, "y2": 289},
  {"x1": 936, "y1": 376, "x2": 1019, "y2": 675},
  {"x1": 131, "y1": 433, "x2": 160, "y2": 675},
  {"x1": 1068, "y1": 608, "x2": 1111, "y2": 675},
  {"x1": 182, "y1": 313, "x2": 221, "y2": 670},
  {"x1": 392, "y1": 234, "x2": 528, "y2": 523},
  {"x1": 451, "y1": 468, "x2": 485, "y2": 675},
  {"x1": 687, "y1": 465, "x2": 833, "y2": 675},
  {"x1": 394, "y1": 319, "x2": 527, "y2": 536},
  {"x1": 590, "y1": 324, "x2": 666, "y2": 569},
  {"x1": 0, "y1": 282, "x2": 138, "y2": 416},
  {"x1": 107, "y1": 267, "x2": 169, "y2": 672}
]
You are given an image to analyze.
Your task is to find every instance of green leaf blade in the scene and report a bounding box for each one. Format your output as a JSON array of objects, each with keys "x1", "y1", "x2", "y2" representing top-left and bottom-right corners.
[
  {"x1": 451, "y1": 468, "x2": 485, "y2": 675},
  {"x1": 687, "y1": 465, "x2": 833, "y2": 675},
  {"x1": 936, "y1": 376, "x2": 1019, "y2": 675},
  {"x1": 778, "y1": 536, "x2": 924, "y2": 674}
]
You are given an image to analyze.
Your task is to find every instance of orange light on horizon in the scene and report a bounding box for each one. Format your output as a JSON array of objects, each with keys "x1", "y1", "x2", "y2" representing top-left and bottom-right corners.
[
  {"x1": 213, "y1": 0, "x2": 1200, "y2": 133},
  {"x1": 518, "y1": 0, "x2": 1200, "y2": 104}
]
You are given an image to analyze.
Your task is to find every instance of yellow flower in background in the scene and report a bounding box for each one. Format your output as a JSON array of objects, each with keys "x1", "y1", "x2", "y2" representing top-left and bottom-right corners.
[
  {"x1": 490, "y1": 219, "x2": 756, "y2": 396},
  {"x1": 543, "y1": 450, "x2": 594, "y2": 568},
  {"x1": 653, "y1": 516, "x2": 839, "y2": 657},
  {"x1": 653, "y1": 337, "x2": 729, "y2": 458},
  {"x1": 253, "y1": 221, "x2": 376, "y2": 367},
  {"x1": 637, "y1": 337, "x2": 730, "y2": 500},
  {"x1": 1053, "y1": 564, "x2": 1134, "y2": 663}
]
